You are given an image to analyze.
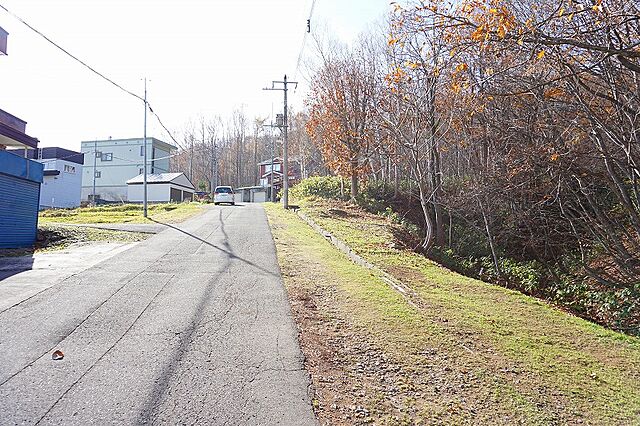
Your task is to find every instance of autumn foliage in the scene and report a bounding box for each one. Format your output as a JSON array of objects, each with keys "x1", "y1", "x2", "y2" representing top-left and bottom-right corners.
[
  {"x1": 300, "y1": 0, "x2": 640, "y2": 333},
  {"x1": 305, "y1": 45, "x2": 379, "y2": 199}
]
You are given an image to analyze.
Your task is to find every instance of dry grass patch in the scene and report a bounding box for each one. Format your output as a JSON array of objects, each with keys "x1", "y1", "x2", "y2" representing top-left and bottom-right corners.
[{"x1": 39, "y1": 203, "x2": 203, "y2": 225}]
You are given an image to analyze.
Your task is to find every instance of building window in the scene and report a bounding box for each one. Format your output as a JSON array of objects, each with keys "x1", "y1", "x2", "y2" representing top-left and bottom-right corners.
[
  {"x1": 94, "y1": 171, "x2": 101, "y2": 178},
  {"x1": 139, "y1": 168, "x2": 144, "y2": 174},
  {"x1": 101, "y1": 152, "x2": 113, "y2": 161},
  {"x1": 64, "y1": 165, "x2": 76, "y2": 174},
  {"x1": 140, "y1": 146, "x2": 144, "y2": 156}
]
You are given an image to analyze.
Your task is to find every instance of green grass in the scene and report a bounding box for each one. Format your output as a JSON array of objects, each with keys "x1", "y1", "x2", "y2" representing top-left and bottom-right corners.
[
  {"x1": 39, "y1": 202, "x2": 203, "y2": 224},
  {"x1": 265, "y1": 200, "x2": 640, "y2": 424}
]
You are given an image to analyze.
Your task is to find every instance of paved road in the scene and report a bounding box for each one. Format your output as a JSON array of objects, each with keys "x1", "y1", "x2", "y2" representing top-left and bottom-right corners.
[
  {"x1": 0, "y1": 204, "x2": 317, "y2": 425},
  {"x1": 0, "y1": 242, "x2": 135, "y2": 313}
]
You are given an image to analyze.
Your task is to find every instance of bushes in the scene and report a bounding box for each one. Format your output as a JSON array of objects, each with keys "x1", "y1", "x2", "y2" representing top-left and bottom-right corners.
[
  {"x1": 290, "y1": 176, "x2": 345, "y2": 200},
  {"x1": 430, "y1": 246, "x2": 640, "y2": 335},
  {"x1": 355, "y1": 181, "x2": 397, "y2": 214},
  {"x1": 291, "y1": 176, "x2": 639, "y2": 335}
]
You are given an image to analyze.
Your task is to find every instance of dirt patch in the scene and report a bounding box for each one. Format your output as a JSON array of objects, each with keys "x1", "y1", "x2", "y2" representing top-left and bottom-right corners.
[
  {"x1": 0, "y1": 225, "x2": 148, "y2": 257},
  {"x1": 288, "y1": 283, "x2": 414, "y2": 424}
]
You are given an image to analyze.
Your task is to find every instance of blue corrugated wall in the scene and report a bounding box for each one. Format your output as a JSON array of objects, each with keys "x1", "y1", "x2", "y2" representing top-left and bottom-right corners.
[{"x1": 0, "y1": 150, "x2": 43, "y2": 248}]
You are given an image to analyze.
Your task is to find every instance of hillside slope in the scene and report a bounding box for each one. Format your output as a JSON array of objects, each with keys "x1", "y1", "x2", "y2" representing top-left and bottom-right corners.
[{"x1": 265, "y1": 200, "x2": 640, "y2": 425}]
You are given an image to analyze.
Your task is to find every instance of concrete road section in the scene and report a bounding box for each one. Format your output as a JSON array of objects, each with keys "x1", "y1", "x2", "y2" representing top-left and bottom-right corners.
[
  {"x1": 0, "y1": 204, "x2": 317, "y2": 425},
  {"x1": 0, "y1": 242, "x2": 136, "y2": 313}
]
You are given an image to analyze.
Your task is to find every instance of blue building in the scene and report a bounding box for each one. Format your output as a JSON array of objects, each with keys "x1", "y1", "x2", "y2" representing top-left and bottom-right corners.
[{"x1": 0, "y1": 108, "x2": 43, "y2": 248}]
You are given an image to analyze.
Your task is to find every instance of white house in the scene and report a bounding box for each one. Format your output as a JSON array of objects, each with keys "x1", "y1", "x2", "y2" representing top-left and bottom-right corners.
[
  {"x1": 127, "y1": 173, "x2": 195, "y2": 203},
  {"x1": 10, "y1": 147, "x2": 84, "y2": 209},
  {"x1": 21, "y1": 148, "x2": 84, "y2": 209},
  {"x1": 81, "y1": 137, "x2": 176, "y2": 202}
]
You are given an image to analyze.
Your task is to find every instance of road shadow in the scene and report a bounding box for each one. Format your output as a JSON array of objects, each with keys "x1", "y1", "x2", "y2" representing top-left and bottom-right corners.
[
  {"x1": 0, "y1": 252, "x2": 35, "y2": 281},
  {"x1": 148, "y1": 217, "x2": 278, "y2": 278},
  {"x1": 139, "y1": 210, "x2": 270, "y2": 422},
  {"x1": 212, "y1": 203, "x2": 245, "y2": 207}
]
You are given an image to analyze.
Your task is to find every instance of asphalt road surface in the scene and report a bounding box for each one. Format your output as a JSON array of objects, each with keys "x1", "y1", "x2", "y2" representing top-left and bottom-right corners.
[{"x1": 0, "y1": 204, "x2": 317, "y2": 425}]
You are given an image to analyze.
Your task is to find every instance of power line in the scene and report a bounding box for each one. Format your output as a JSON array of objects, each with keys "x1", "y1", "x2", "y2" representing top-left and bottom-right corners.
[
  {"x1": 293, "y1": 0, "x2": 316, "y2": 81},
  {"x1": 147, "y1": 106, "x2": 187, "y2": 151},
  {"x1": 0, "y1": 2, "x2": 144, "y2": 103},
  {"x1": 0, "y1": 2, "x2": 186, "y2": 153}
]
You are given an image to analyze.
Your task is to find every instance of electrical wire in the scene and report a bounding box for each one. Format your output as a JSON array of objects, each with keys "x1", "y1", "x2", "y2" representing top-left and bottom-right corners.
[
  {"x1": 0, "y1": 2, "x2": 145, "y2": 103},
  {"x1": 293, "y1": 0, "x2": 316, "y2": 82},
  {"x1": 0, "y1": 2, "x2": 186, "y2": 153},
  {"x1": 147, "y1": 105, "x2": 188, "y2": 151}
]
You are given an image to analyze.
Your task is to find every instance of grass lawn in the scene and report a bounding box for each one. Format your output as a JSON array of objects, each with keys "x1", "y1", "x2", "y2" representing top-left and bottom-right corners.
[
  {"x1": 39, "y1": 202, "x2": 203, "y2": 224},
  {"x1": 264, "y1": 200, "x2": 640, "y2": 425}
]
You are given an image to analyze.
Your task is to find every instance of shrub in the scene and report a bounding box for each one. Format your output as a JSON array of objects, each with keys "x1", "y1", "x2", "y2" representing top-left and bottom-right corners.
[{"x1": 290, "y1": 176, "x2": 345, "y2": 200}]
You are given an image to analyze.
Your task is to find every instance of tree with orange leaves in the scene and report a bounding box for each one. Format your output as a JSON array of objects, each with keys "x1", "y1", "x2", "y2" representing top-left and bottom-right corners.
[{"x1": 305, "y1": 43, "x2": 379, "y2": 200}]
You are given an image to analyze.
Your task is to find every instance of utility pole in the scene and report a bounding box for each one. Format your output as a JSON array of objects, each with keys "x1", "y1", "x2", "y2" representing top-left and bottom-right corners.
[
  {"x1": 263, "y1": 74, "x2": 297, "y2": 209},
  {"x1": 143, "y1": 78, "x2": 148, "y2": 218},
  {"x1": 189, "y1": 135, "x2": 194, "y2": 182},
  {"x1": 210, "y1": 121, "x2": 218, "y2": 197},
  {"x1": 202, "y1": 120, "x2": 207, "y2": 193},
  {"x1": 270, "y1": 126, "x2": 275, "y2": 202},
  {"x1": 211, "y1": 140, "x2": 217, "y2": 197},
  {"x1": 92, "y1": 139, "x2": 98, "y2": 206}
]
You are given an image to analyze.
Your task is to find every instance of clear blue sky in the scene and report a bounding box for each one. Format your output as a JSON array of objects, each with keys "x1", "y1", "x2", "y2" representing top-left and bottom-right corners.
[{"x1": 0, "y1": 0, "x2": 392, "y2": 150}]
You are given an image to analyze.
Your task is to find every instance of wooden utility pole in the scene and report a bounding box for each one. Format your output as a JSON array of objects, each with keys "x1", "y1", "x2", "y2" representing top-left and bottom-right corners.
[
  {"x1": 143, "y1": 78, "x2": 148, "y2": 217},
  {"x1": 263, "y1": 75, "x2": 297, "y2": 208}
]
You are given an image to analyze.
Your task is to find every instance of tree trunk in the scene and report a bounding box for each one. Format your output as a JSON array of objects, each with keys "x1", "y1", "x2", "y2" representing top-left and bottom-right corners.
[
  {"x1": 394, "y1": 163, "x2": 399, "y2": 198},
  {"x1": 448, "y1": 211, "x2": 453, "y2": 249},
  {"x1": 350, "y1": 160, "x2": 359, "y2": 200},
  {"x1": 418, "y1": 182, "x2": 435, "y2": 251},
  {"x1": 479, "y1": 198, "x2": 501, "y2": 278},
  {"x1": 428, "y1": 80, "x2": 446, "y2": 247},
  {"x1": 351, "y1": 174, "x2": 358, "y2": 200}
]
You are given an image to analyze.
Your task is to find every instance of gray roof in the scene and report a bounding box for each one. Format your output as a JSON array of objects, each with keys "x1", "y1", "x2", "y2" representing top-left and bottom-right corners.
[{"x1": 126, "y1": 173, "x2": 194, "y2": 189}]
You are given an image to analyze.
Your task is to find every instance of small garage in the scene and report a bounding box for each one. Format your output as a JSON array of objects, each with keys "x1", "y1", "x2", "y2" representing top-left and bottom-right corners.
[
  {"x1": 127, "y1": 173, "x2": 195, "y2": 203},
  {"x1": 0, "y1": 107, "x2": 43, "y2": 249},
  {"x1": 234, "y1": 186, "x2": 268, "y2": 203},
  {"x1": 0, "y1": 150, "x2": 44, "y2": 248}
]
